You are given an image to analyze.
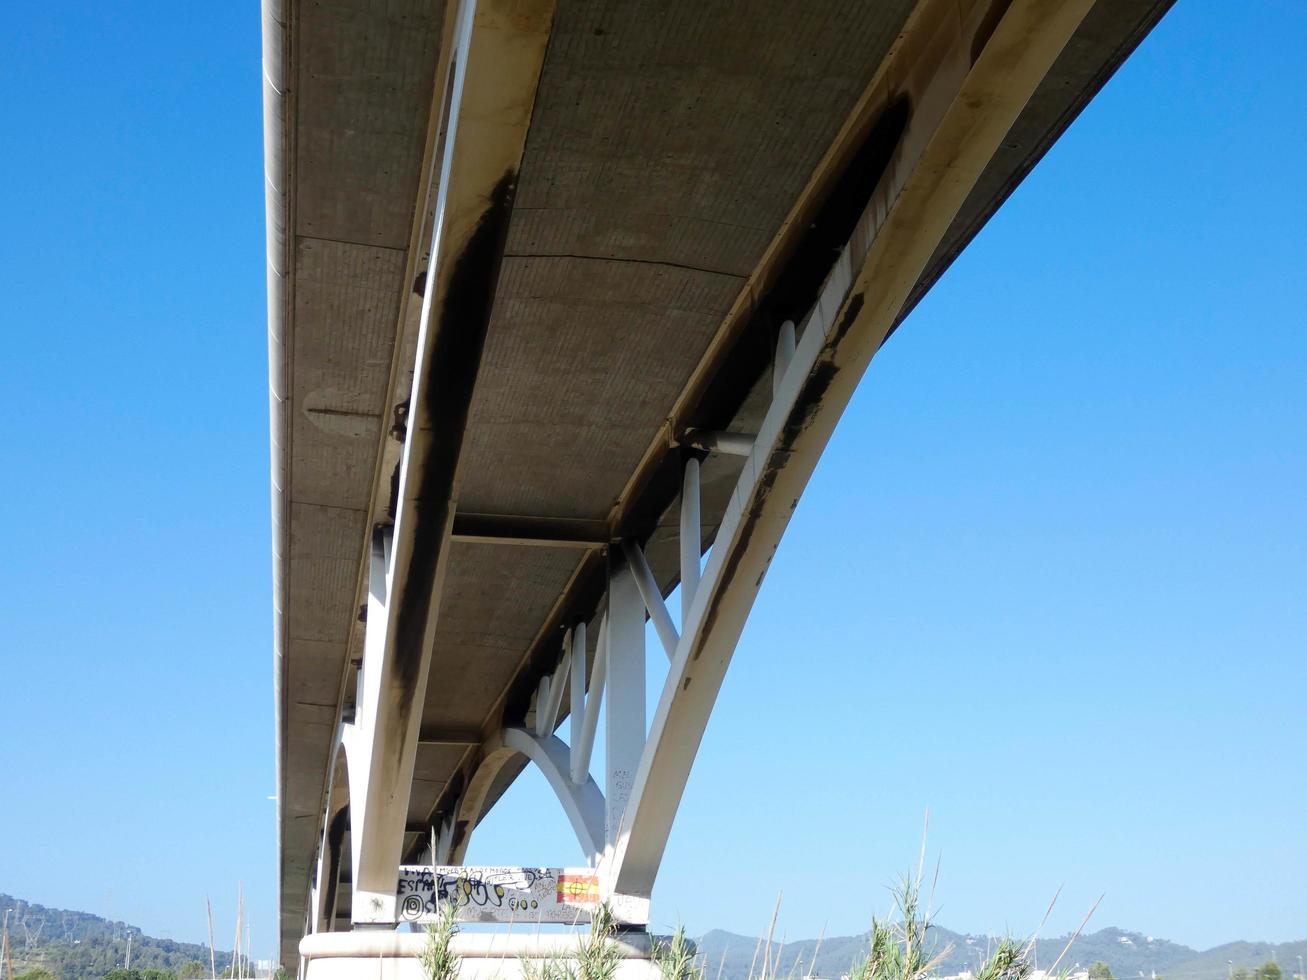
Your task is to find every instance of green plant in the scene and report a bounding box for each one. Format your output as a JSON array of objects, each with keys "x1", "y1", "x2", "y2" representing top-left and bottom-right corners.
[
  {"x1": 847, "y1": 875, "x2": 1034, "y2": 980},
  {"x1": 651, "y1": 926, "x2": 699, "y2": 980},
  {"x1": 520, "y1": 957, "x2": 573, "y2": 980},
  {"x1": 520, "y1": 903, "x2": 626, "y2": 980},
  {"x1": 578, "y1": 904, "x2": 625, "y2": 980},
  {"x1": 420, "y1": 900, "x2": 462, "y2": 980}
]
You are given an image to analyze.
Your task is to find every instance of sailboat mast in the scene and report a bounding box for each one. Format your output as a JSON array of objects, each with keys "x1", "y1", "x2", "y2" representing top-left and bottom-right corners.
[
  {"x1": 231, "y1": 891, "x2": 241, "y2": 980},
  {"x1": 238, "y1": 888, "x2": 245, "y2": 980},
  {"x1": 3, "y1": 910, "x2": 14, "y2": 980},
  {"x1": 207, "y1": 897, "x2": 217, "y2": 980}
]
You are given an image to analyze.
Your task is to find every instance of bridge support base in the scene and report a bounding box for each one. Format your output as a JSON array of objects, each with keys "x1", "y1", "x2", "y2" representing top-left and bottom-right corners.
[{"x1": 300, "y1": 931, "x2": 663, "y2": 980}]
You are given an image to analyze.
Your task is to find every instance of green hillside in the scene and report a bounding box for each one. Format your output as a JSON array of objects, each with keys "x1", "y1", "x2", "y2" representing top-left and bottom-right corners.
[
  {"x1": 0, "y1": 894, "x2": 234, "y2": 980},
  {"x1": 1165, "y1": 941, "x2": 1307, "y2": 980}
]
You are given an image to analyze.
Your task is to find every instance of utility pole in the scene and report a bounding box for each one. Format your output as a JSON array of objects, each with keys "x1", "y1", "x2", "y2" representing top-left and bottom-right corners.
[{"x1": 125, "y1": 931, "x2": 132, "y2": 970}]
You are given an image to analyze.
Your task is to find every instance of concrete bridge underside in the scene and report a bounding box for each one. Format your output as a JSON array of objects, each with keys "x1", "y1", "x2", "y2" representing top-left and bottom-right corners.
[{"x1": 263, "y1": 0, "x2": 1173, "y2": 968}]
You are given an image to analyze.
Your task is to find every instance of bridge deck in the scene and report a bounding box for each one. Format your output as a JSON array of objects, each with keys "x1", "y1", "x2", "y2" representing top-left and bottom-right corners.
[{"x1": 266, "y1": 0, "x2": 1172, "y2": 964}]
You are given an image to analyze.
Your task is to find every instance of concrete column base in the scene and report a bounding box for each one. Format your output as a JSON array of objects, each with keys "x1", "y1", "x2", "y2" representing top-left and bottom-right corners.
[{"x1": 300, "y1": 930, "x2": 663, "y2": 980}]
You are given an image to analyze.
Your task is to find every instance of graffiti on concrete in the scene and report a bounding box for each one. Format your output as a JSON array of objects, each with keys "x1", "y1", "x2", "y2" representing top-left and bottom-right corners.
[
  {"x1": 397, "y1": 865, "x2": 601, "y2": 924},
  {"x1": 396, "y1": 865, "x2": 650, "y2": 925}
]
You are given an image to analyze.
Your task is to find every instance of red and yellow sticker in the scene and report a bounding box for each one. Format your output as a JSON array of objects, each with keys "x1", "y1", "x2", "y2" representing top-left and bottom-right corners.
[{"x1": 556, "y1": 873, "x2": 599, "y2": 905}]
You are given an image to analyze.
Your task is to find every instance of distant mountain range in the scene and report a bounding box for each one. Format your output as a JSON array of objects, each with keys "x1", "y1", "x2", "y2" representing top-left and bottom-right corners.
[
  {"x1": 2, "y1": 890, "x2": 1302, "y2": 980},
  {"x1": 696, "y1": 926, "x2": 1307, "y2": 980},
  {"x1": 0, "y1": 894, "x2": 233, "y2": 980}
]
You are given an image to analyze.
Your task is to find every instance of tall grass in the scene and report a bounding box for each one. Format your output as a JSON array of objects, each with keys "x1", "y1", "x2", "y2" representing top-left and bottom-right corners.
[
  {"x1": 651, "y1": 927, "x2": 697, "y2": 980},
  {"x1": 686, "y1": 869, "x2": 1059, "y2": 980},
  {"x1": 421, "y1": 866, "x2": 1077, "y2": 980},
  {"x1": 520, "y1": 903, "x2": 625, "y2": 980},
  {"x1": 420, "y1": 901, "x2": 462, "y2": 980},
  {"x1": 845, "y1": 875, "x2": 1032, "y2": 980}
]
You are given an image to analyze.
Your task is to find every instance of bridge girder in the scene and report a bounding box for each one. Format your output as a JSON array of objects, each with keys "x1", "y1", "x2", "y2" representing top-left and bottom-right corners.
[{"x1": 326, "y1": 0, "x2": 558, "y2": 927}]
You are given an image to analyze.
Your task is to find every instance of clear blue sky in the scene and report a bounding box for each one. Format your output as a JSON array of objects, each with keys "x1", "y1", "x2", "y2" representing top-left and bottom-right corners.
[{"x1": 1, "y1": 0, "x2": 1302, "y2": 963}]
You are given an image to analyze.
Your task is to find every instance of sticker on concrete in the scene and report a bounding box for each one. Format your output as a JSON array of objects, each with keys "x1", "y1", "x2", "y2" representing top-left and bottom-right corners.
[{"x1": 556, "y1": 872, "x2": 599, "y2": 905}]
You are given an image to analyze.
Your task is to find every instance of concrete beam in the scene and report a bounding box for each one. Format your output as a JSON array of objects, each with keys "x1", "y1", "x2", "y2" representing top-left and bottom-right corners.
[
  {"x1": 346, "y1": 0, "x2": 557, "y2": 926},
  {"x1": 418, "y1": 726, "x2": 483, "y2": 746},
  {"x1": 451, "y1": 513, "x2": 609, "y2": 549}
]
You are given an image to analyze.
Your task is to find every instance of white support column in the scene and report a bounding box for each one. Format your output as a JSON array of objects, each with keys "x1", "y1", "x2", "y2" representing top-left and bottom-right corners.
[
  {"x1": 342, "y1": 527, "x2": 392, "y2": 921},
  {"x1": 434, "y1": 817, "x2": 453, "y2": 865},
  {"x1": 533, "y1": 676, "x2": 551, "y2": 736},
  {"x1": 569, "y1": 620, "x2": 587, "y2": 747},
  {"x1": 308, "y1": 877, "x2": 322, "y2": 936},
  {"x1": 571, "y1": 613, "x2": 607, "y2": 786},
  {"x1": 679, "y1": 458, "x2": 701, "y2": 631},
  {"x1": 539, "y1": 628, "x2": 571, "y2": 735},
  {"x1": 621, "y1": 539, "x2": 678, "y2": 661},
  {"x1": 604, "y1": 558, "x2": 645, "y2": 851}
]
